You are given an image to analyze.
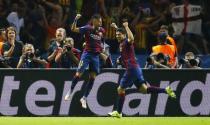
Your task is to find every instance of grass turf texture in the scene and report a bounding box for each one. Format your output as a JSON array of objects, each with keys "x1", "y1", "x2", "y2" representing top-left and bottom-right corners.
[{"x1": 0, "y1": 117, "x2": 209, "y2": 125}]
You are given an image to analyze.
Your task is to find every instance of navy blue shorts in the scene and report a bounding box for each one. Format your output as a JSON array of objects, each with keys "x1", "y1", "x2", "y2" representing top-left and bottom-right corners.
[
  {"x1": 77, "y1": 51, "x2": 100, "y2": 74},
  {"x1": 120, "y1": 67, "x2": 146, "y2": 89}
]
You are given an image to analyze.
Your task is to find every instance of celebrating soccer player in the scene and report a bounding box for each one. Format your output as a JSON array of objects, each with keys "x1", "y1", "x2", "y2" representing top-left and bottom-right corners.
[
  {"x1": 108, "y1": 21, "x2": 176, "y2": 118},
  {"x1": 64, "y1": 14, "x2": 105, "y2": 109}
]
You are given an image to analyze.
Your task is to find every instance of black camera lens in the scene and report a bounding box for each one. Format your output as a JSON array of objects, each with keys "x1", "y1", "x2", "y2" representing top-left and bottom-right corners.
[
  {"x1": 179, "y1": 58, "x2": 187, "y2": 64},
  {"x1": 26, "y1": 53, "x2": 34, "y2": 59},
  {"x1": 189, "y1": 59, "x2": 198, "y2": 66},
  {"x1": 66, "y1": 46, "x2": 72, "y2": 51}
]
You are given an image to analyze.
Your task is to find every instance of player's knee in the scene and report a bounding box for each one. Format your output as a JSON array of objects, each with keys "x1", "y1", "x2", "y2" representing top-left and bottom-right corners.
[
  {"x1": 139, "y1": 85, "x2": 147, "y2": 94},
  {"x1": 117, "y1": 86, "x2": 125, "y2": 95},
  {"x1": 75, "y1": 72, "x2": 81, "y2": 78}
]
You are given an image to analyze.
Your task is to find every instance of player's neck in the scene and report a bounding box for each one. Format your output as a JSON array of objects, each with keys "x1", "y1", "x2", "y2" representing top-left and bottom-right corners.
[{"x1": 92, "y1": 25, "x2": 99, "y2": 29}]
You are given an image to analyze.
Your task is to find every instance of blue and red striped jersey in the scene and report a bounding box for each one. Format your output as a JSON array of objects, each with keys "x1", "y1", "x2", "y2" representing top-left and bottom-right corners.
[
  {"x1": 119, "y1": 39, "x2": 139, "y2": 69},
  {"x1": 79, "y1": 25, "x2": 105, "y2": 53}
]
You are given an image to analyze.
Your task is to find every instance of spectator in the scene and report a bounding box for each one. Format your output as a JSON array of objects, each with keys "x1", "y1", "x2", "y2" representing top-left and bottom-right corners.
[
  {"x1": 159, "y1": 25, "x2": 178, "y2": 68},
  {"x1": 3, "y1": 26, "x2": 23, "y2": 68},
  {"x1": 152, "y1": 32, "x2": 177, "y2": 68},
  {"x1": 179, "y1": 51, "x2": 201, "y2": 69},
  {"x1": 0, "y1": 27, "x2": 9, "y2": 68},
  {"x1": 0, "y1": 28, "x2": 6, "y2": 55},
  {"x1": 17, "y1": 43, "x2": 47, "y2": 68},
  {"x1": 130, "y1": 2, "x2": 155, "y2": 52},
  {"x1": 145, "y1": 52, "x2": 170, "y2": 69},
  {"x1": 43, "y1": 0, "x2": 63, "y2": 27},
  {"x1": 20, "y1": 1, "x2": 47, "y2": 54},
  {"x1": 0, "y1": 0, "x2": 9, "y2": 28},
  {"x1": 41, "y1": 0, "x2": 63, "y2": 46},
  {"x1": 47, "y1": 27, "x2": 66, "y2": 68},
  {"x1": 55, "y1": 37, "x2": 81, "y2": 68},
  {"x1": 101, "y1": 0, "x2": 123, "y2": 53},
  {"x1": 170, "y1": 0, "x2": 209, "y2": 54},
  {"x1": 7, "y1": 1, "x2": 26, "y2": 41}
]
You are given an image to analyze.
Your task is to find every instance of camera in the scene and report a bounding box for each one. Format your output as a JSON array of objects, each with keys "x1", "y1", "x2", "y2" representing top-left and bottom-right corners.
[
  {"x1": 179, "y1": 58, "x2": 200, "y2": 68},
  {"x1": 147, "y1": 53, "x2": 169, "y2": 65},
  {"x1": 146, "y1": 56, "x2": 154, "y2": 65},
  {"x1": 179, "y1": 58, "x2": 188, "y2": 64},
  {"x1": 25, "y1": 52, "x2": 35, "y2": 60},
  {"x1": 145, "y1": 53, "x2": 170, "y2": 69},
  {"x1": 63, "y1": 37, "x2": 74, "y2": 51},
  {"x1": 65, "y1": 45, "x2": 72, "y2": 51}
]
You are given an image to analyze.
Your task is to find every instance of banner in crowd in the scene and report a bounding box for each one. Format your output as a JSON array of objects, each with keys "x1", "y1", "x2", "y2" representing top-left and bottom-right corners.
[{"x1": 0, "y1": 69, "x2": 209, "y2": 116}]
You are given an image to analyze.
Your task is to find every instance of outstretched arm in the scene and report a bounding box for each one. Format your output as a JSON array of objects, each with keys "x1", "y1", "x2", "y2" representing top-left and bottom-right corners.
[
  {"x1": 71, "y1": 14, "x2": 82, "y2": 33},
  {"x1": 123, "y1": 22, "x2": 134, "y2": 43}
]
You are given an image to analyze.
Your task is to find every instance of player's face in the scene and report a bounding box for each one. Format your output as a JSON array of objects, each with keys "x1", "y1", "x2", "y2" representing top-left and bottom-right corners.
[
  {"x1": 56, "y1": 28, "x2": 66, "y2": 42},
  {"x1": 116, "y1": 31, "x2": 125, "y2": 42},
  {"x1": 93, "y1": 18, "x2": 102, "y2": 27}
]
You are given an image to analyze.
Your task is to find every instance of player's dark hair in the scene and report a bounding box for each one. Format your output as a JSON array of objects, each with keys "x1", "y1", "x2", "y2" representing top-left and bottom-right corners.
[
  {"x1": 160, "y1": 25, "x2": 168, "y2": 30},
  {"x1": 116, "y1": 28, "x2": 126, "y2": 35},
  {"x1": 91, "y1": 14, "x2": 102, "y2": 20}
]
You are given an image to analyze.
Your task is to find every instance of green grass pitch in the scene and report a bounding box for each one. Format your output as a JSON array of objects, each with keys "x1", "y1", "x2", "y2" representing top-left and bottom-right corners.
[{"x1": 0, "y1": 117, "x2": 209, "y2": 125}]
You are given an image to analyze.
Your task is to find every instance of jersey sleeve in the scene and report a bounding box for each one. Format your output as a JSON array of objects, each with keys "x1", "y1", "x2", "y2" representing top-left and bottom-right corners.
[
  {"x1": 100, "y1": 27, "x2": 106, "y2": 34},
  {"x1": 79, "y1": 25, "x2": 90, "y2": 34}
]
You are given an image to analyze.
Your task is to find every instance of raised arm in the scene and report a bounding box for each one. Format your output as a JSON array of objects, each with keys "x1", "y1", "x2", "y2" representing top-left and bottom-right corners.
[
  {"x1": 4, "y1": 40, "x2": 15, "y2": 57},
  {"x1": 110, "y1": 23, "x2": 118, "y2": 29},
  {"x1": 71, "y1": 14, "x2": 82, "y2": 33},
  {"x1": 123, "y1": 22, "x2": 134, "y2": 43}
]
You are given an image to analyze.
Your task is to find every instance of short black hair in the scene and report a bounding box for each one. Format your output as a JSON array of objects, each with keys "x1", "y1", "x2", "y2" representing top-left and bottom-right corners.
[
  {"x1": 116, "y1": 28, "x2": 126, "y2": 35},
  {"x1": 91, "y1": 14, "x2": 102, "y2": 20},
  {"x1": 158, "y1": 32, "x2": 167, "y2": 40},
  {"x1": 160, "y1": 25, "x2": 168, "y2": 30},
  {"x1": 0, "y1": 28, "x2": 5, "y2": 35}
]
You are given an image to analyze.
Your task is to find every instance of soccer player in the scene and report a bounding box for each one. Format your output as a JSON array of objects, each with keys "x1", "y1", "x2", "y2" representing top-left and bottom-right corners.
[
  {"x1": 108, "y1": 22, "x2": 176, "y2": 118},
  {"x1": 64, "y1": 14, "x2": 105, "y2": 109}
]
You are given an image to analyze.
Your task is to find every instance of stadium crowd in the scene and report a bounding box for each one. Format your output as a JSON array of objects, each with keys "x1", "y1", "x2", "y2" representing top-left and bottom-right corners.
[{"x1": 0, "y1": 0, "x2": 209, "y2": 69}]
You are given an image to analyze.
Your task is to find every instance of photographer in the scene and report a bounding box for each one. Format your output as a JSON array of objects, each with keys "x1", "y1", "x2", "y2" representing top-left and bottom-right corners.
[
  {"x1": 152, "y1": 32, "x2": 177, "y2": 68},
  {"x1": 179, "y1": 52, "x2": 201, "y2": 69},
  {"x1": 17, "y1": 44, "x2": 47, "y2": 68},
  {"x1": 55, "y1": 37, "x2": 81, "y2": 68},
  {"x1": 145, "y1": 53, "x2": 170, "y2": 69},
  {"x1": 47, "y1": 28, "x2": 66, "y2": 68}
]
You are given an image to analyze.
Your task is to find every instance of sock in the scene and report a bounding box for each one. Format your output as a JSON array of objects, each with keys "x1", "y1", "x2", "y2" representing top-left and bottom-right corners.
[
  {"x1": 117, "y1": 93, "x2": 125, "y2": 114},
  {"x1": 83, "y1": 78, "x2": 95, "y2": 97},
  {"x1": 147, "y1": 86, "x2": 166, "y2": 93},
  {"x1": 70, "y1": 75, "x2": 80, "y2": 94}
]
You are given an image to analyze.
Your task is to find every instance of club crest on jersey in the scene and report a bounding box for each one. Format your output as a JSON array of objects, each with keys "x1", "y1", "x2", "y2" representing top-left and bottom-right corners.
[{"x1": 90, "y1": 34, "x2": 102, "y2": 40}]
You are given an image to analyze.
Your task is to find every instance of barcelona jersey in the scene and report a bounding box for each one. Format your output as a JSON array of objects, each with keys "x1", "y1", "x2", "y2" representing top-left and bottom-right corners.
[
  {"x1": 119, "y1": 39, "x2": 139, "y2": 69},
  {"x1": 79, "y1": 25, "x2": 105, "y2": 53}
]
